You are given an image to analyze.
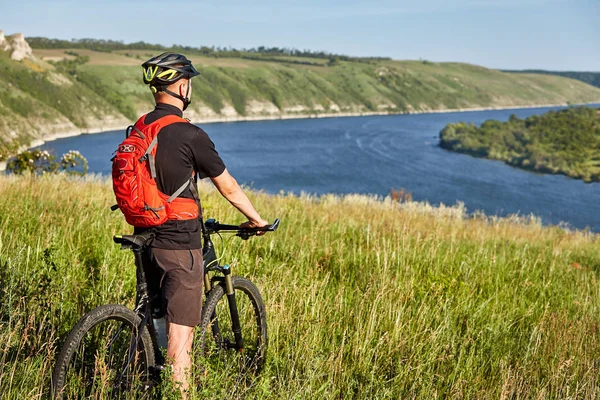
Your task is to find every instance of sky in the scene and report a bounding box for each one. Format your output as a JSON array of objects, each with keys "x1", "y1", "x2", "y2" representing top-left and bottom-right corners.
[{"x1": 0, "y1": 0, "x2": 598, "y2": 71}]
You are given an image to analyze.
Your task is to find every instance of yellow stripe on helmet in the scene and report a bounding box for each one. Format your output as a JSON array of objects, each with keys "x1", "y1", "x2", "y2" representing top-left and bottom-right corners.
[
  {"x1": 143, "y1": 66, "x2": 159, "y2": 83},
  {"x1": 156, "y1": 69, "x2": 179, "y2": 81}
]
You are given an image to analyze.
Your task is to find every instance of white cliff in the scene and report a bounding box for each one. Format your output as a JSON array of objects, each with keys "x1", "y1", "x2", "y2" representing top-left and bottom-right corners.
[
  {"x1": 9, "y1": 33, "x2": 33, "y2": 61},
  {"x1": 0, "y1": 30, "x2": 34, "y2": 60},
  {"x1": 0, "y1": 30, "x2": 10, "y2": 51}
]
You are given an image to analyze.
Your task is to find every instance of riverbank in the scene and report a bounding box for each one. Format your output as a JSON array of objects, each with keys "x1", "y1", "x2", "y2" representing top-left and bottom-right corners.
[
  {"x1": 1, "y1": 101, "x2": 598, "y2": 173},
  {"x1": 0, "y1": 118, "x2": 127, "y2": 172},
  {"x1": 0, "y1": 102, "x2": 591, "y2": 168}
]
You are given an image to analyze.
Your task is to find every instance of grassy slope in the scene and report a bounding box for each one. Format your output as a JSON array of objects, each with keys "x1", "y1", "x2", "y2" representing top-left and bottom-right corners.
[
  {"x1": 75, "y1": 53, "x2": 600, "y2": 115},
  {"x1": 0, "y1": 51, "x2": 127, "y2": 160},
  {"x1": 1, "y1": 175, "x2": 600, "y2": 399},
  {"x1": 1, "y1": 48, "x2": 600, "y2": 160},
  {"x1": 504, "y1": 70, "x2": 600, "y2": 89},
  {"x1": 439, "y1": 106, "x2": 600, "y2": 182}
]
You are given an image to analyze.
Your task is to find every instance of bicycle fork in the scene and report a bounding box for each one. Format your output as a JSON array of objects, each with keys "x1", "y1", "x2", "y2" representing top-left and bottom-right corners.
[
  {"x1": 204, "y1": 265, "x2": 244, "y2": 352},
  {"x1": 223, "y1": 265, "x2": 244, "y2": 351}
]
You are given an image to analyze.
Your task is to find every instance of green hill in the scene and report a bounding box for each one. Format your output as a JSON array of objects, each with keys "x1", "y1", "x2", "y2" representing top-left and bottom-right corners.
[
  {"x1": 0, "y1": 50, "x2": 130, "y2": 161},
  {"x1": 2, "y1": 37, "x2": 600, "y2": 161},
  {"x1": 1, "y1": 174, "x2": 600, "y2": 398},
  {"x1": 439, "y1": 106, "x2": 600, "y2": 182},
  {"x1": 503, "y1": 69, "x2": 600, "y2": 89}
]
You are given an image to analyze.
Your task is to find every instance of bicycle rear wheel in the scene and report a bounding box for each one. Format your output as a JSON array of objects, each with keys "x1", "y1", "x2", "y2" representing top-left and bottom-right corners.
[
  {"x1": 197, "y1": 276, "x2": 268, "y2": 375},
  {"x1": 51, "y1": 304, "x2": 156, "y2": 399}
]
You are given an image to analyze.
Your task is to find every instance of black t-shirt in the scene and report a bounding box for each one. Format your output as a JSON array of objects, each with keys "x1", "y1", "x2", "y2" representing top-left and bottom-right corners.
[{"x1": 134, "y1": 103, "x2": 226, "y2": 249}]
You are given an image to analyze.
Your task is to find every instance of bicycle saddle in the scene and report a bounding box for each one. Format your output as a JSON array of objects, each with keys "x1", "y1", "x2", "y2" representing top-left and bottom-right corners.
[{"x1": 113, "y1": 232, "x2": 156, "y2": 249}]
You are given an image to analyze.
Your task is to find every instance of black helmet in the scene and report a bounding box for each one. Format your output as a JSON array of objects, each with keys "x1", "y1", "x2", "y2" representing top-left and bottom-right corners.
[
  {"x1": 142, "y1": 52, "x2": 200, "y2": 88},
  {"x1": 142, "y1": 52, "x2": 200, "y2": 110}
]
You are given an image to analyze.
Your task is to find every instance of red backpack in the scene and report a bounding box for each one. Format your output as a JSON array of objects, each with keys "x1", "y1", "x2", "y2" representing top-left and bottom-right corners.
[{"x1": 111, "y1": 114, "x2": 199, "y2": 228}]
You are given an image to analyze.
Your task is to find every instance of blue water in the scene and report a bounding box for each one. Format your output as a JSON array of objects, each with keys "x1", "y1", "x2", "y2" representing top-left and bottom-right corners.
[{"x1": 37, "y1": 105, "x2": 600, "y2": 231}]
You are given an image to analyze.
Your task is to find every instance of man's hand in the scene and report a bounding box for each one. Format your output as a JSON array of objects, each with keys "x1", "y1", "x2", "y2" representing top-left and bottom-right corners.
[{"x1": 240, "y1": 219, "x2": 270, "y2": 235}]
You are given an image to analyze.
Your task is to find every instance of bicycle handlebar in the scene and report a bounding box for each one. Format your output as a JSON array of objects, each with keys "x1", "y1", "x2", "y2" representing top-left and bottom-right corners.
[
  {"x1": 204, "y1": 218, "x2": 280, "y2": 240},
  {"x1": 113, "y1": 219, "x2": 280, "y2": 250}
]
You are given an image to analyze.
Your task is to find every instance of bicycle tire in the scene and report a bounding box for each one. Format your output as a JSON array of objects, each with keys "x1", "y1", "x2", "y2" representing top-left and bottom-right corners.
[
  {"x1": 51, "y1": 304, "x2": 156, "y2": 399},
  {"x1": 197, "y1": 276, "x2": 268, "y2": 374}
]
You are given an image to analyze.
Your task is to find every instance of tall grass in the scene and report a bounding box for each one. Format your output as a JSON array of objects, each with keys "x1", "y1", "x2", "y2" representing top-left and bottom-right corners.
[{"x1": 1, "y1": 175, "x2": 599, "y2": 399}]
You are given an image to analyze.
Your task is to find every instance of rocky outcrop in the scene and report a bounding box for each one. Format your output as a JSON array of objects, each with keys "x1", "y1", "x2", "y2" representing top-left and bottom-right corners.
[
  {"x1": 0, "y1": 30, "x2": 33, "y2": 61},
  {"x1": 0, "y1": 30, "x2": 10, "y2": 51},
  {"x1": 8, "y1": 33, "x2": 33, "y2": 61}
]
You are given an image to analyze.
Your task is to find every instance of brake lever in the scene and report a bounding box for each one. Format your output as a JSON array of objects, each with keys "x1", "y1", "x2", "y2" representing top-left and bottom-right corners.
[{"x1": 237, "y1": 231, "x2": 253, "y2": 240}]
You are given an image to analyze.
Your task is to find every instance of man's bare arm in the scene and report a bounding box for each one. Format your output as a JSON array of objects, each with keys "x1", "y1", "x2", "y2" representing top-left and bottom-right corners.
[{"x1": 210, "y1": 168, "x2": 268, "y2": 228}]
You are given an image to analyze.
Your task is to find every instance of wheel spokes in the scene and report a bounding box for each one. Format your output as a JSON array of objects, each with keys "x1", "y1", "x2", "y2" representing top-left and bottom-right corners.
[{"x1": 62, "y1": 318, "x2": 149, "y2": 398}]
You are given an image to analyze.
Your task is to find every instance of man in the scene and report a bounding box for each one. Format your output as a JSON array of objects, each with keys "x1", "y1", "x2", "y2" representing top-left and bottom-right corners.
[{"x1": 137, "y1": 52, "x2": 268, "y2": 395}]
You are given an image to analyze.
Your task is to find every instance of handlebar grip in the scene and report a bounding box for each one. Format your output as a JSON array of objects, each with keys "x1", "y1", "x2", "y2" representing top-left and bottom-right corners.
[
  {"x1": 269, "y1": 218, "x2": 280, "y2": 231},
  {"x1": 239, "y1": 218, "x2": 280, "y2": 233}
]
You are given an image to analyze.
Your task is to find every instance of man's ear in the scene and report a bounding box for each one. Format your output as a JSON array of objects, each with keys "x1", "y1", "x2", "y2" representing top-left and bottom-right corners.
[{"x1": 178, "y1": 80, "x2": 188, "y2": 97}]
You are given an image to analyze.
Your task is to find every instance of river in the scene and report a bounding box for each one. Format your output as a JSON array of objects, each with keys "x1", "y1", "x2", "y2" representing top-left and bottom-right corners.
[{"x1": 37, "y1": 105, "x2": 600, "y2": 232}]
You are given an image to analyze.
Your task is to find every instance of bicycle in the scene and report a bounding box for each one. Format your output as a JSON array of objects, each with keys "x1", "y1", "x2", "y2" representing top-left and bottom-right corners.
[{"x1": 51, "y1": 217, "x2": 280, "y2": 399}]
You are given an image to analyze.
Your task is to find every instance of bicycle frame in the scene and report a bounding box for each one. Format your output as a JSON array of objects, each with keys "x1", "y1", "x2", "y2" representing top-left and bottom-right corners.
[
  {"x1": 131, "y1": 244, "x2": 163, "y2": 367},
  {"x1": 201, "y1": 219, "x2": 245, "y2": 351},
  {"x1": 122, "y1": 216, "x2": 279, "y2": 365}
]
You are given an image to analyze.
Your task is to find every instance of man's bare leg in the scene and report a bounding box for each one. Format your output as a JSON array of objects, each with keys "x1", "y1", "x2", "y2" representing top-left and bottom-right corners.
[{"x1": 167, "y1": 322, "x2": 194, "y2": 398}]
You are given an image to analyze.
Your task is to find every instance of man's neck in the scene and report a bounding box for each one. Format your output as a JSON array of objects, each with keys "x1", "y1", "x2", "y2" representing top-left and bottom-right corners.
[
  {"x1": 155, "y1": 97, "x2": 184, "y2": 112},
  {"x1": 154, "y1": 102, "x2": 184, "y2": 117}
]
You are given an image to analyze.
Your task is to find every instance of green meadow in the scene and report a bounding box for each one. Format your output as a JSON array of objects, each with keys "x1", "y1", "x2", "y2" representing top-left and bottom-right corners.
[{"x1": 1, "y1": 174, "x2": 600, "y2": 399}]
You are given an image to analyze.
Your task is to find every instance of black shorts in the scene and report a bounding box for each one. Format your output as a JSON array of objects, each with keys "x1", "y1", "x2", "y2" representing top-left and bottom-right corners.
[{"x1": 144, "y1": 248, "x2": 204, "y2": 327}]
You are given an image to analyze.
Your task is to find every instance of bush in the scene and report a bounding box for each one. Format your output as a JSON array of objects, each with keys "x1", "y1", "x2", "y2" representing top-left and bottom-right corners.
[{"x1": 7, "y1": 149, "x2": 88, "y2": 176}]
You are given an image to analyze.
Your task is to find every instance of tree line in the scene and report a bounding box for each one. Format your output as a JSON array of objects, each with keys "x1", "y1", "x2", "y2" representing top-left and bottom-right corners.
[{"x1": 26, "y1": 37, "x2": 391, "y2": 63}]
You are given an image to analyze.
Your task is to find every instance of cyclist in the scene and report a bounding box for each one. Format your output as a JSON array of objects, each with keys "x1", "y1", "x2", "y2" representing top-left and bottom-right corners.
[{"x1": 134, "y1": 52, "x2": 268, "y2": 397}]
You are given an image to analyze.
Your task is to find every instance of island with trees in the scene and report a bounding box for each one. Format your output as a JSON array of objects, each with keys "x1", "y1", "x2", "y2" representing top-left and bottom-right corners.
[{"x1": 439, "y1": 106, "x2": 600, "y2": 182}]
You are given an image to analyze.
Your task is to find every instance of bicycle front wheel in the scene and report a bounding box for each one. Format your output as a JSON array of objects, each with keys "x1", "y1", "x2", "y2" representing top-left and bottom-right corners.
[
  {"x1": 51, "y1": 304, "x2": 156, "y2": 399},
  {"x1": 198, "y1": 276, "x2": 268, "y2": 374}
]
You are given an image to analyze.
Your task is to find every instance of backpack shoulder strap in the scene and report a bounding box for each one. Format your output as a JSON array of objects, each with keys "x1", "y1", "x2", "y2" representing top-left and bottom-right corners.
[
  {"x1": 126, "y1": 114, "x2": 149, "y2": 139},
  {"x1": 148, "y1": 114, "x2": 189, "y2": 130},
  {"x1": 140, "y1": 114, "x2": 190, "y2": 180},
  {"x1": 131, "y1": 113, "x2": 187, "y2": 136}
]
